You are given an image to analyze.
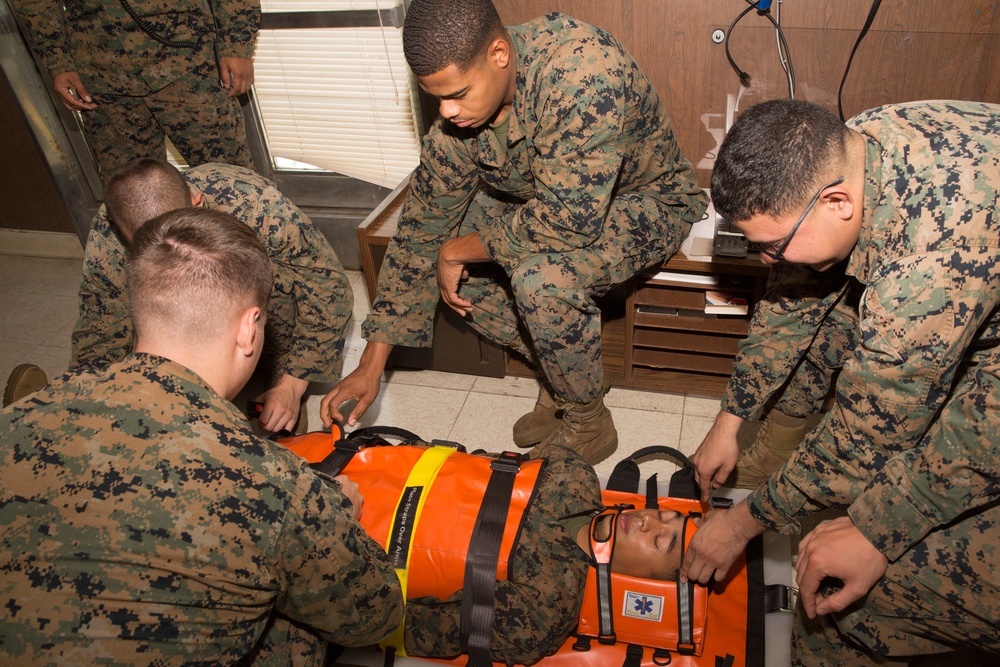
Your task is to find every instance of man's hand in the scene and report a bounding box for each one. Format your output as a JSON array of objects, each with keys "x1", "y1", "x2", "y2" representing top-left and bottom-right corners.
[
  {"x1": 436, "y1": 233, "x2": 491, "y2": 317},
  {"x1": 254, "y1": 374, "x2": 308, "y2": 433},
  {"x1": 218, "y1": 57, "x2": 254, "y2": 97},
  {"x1": 335, "y1": 475, "x2": 364, "y2": 520},
  {"x1": 320, "y1": 342, "x2": 392, "y2": 427},
  {"x1": 680, "y1": 502, "x2": 764, "y2": 584},
  {"x1": 52, "y1": 72, "x2": 97, "y2": 111},
  {"x1": 796, "y1": 516, "x2": 888, "y2": 618},
  {"x1": 691, "y1": 410, "x2": 744, "y2": 503}
]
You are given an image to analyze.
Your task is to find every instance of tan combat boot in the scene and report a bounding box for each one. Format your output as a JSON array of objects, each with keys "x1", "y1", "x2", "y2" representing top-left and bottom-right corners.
[
  {"x1": 3, "y1": 364, "x2": 48, "y2": 407},
  {"x1": 513, "y1": 378, "x2": 612, "y2": 448},
  {"x1": 728, "y1": 411, "x2": 809, "y2": 489},
  {"x1": 538, "y1": 395, "x2": 618, "y2": 465},
  {"x1": 513, "y1": 382, "x2": 561, "y2": 447}
]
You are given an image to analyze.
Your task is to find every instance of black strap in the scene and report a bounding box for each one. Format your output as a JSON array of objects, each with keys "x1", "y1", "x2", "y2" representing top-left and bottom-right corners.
[
  {"x1": 675, "y1": 516, "x2": 697, "y2": 655},
  {"x1": 606, "y1": 446, "x2": 698, "y2": 500},
  {"x1": 310, "y1": 438, "x2": 361, "y2": 478},
  {"x1": 348, "y1": 425, "x2": 425, "y2": 444},
  {"x1": 595, "y1": 559, "x2": 615, "y2": 643},
  {"x1": 763, "y1": 583, "x2": 798, "y2": 613},
  {"x1": 309, "y1": 424, "x2": 430, "y2": 478},
  {"x1": 644, "y1": 474, "x2": 659, "y2": 509},
  {"x1": 623, "y1": 643, "x2": 644, "y2": 667},
  {"x1": 459, "y1": 452, "x2": 522, "y2": 667},
  {"x1": 744, "y1": 535, "x2": 766, "y2": 667}
]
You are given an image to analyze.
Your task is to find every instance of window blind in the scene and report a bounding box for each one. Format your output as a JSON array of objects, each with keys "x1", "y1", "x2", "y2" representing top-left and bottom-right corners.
[{"x1": 252, "y1": 0, "x2": 421, "y2": 188}]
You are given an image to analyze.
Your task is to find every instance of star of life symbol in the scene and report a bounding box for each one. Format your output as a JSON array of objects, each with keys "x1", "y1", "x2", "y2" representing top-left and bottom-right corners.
[{"x1": 623, "y1": 590, "x2": 663, "y2": 622}]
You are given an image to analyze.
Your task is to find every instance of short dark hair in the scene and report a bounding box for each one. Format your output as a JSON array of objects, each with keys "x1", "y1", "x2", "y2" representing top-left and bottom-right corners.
[
  {"x1": 711, "y1": 99, "x2": 851, "y2": 223},
  {"x1": 105, "y1": 159, "x2": 192, "y2": 240},
  {"x1": 402, "y1": 0, "x2": 505, "y2": 76},
  {"x1": 126, "y1": 208, "x2": 272, "y2": 343}
]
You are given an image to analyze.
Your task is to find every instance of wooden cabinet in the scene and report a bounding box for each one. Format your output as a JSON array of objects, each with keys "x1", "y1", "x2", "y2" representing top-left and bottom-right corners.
[
  {"x1": 623, "y1": 256, "x2": 768, "y2": 397},
  {"x1": 357, "y1": 181, "x2": 769, "y2": 397}
]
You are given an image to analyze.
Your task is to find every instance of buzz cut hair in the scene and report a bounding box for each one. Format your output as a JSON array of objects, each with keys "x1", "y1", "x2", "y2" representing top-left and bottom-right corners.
[
  {"x1": 710, "y1": 99, "x2": 851, "y2": 224},
  {"x1": 402, "y1": 0, "x2": 505, "y2": 76},
  {"x1": 125, "y1": 207, "x2": 272, "y2": 344},
  {"x1": 104, "y1": 158, "x2": 192, "y2": 241}
]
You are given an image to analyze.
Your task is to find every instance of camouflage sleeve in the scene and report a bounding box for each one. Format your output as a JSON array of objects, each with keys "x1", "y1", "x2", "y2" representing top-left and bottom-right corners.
[
  {"x1": 846, "y1": 248, "x2": 1000, "y2": 560},
  {"x1": 403, "y1": 443, "x2": 600, "y2": 663},
  {"x1": 362, "y1": 133, "x2": 480, "y2": 348},
  {"x1": 8, "y1": 0, "x2": 75, "y2": 76},
  {"x1": 210, "y1": 0, "x2": 260, "y2": 59},
  {"x1": 274, "y1": 465, "x2": 403, "y2": 646},
  {"x1": 70, "y1": 213, "x2": 133, "y2": 372},
  {"x1": 260, "y1": 196, "x2": 354, "y2": 383},
  {"x1": 748, "y1": 249, "x2": 1000, "y2": 536},
  {"x1": 721, "y1": 263, "x2": 853, "y2": 421}
]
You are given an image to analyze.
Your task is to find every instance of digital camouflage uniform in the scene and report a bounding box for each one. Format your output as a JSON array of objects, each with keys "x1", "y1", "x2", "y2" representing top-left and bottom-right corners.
[
  {"x1": 727, "y1": 101, "x2": 1000, "y2": 661},
  {"x1": 10, "y1": 0, "x2": 257, "y2": 177},
  {"x1": 364, "y1": 13, "x2": 707, "y2": 404},
  {"x1": 730, "y1": 262, "x2": 861, "y2": 421},
  {"x1": 403, "y1": 442, "x2": 603, "y2": 665},
  {"x1": 0, "y1": 353, "x2": 403, "y2": 665},
  {"x1": 71, "y1": 163, "x2": 353, "y2": 387}
]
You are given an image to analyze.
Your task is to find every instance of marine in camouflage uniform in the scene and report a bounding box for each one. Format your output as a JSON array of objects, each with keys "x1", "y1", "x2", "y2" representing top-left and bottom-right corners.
[
  {"x1": 0, "y1": 354, "x2": 402, "y2": 665},
  {"x1": 71, "y1": 162, "x2": 353, "y2": 389},
  {"x1": 10, "y1": 0, "x2": 257, "y2": 177},
  {"x1": 730, "y1": 263, "x2": 861, "y2": 422},
  {"x1": 697, "y1": 101, "x2": 1000, "y2": 662},
  {"x1": 403, "y1": 442, "x2": 603, "y2": 665},
  {"x1": 359, "y1": 12, "x2": 705, "y2": 454}
]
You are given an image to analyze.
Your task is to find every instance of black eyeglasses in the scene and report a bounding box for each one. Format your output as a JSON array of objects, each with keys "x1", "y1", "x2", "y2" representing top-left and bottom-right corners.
[{"x1": 759, "y1": 177, "x2": 845, "y2": 261}]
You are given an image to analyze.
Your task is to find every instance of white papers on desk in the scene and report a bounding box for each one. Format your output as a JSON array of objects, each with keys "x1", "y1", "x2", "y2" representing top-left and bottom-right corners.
[{"x1": 680, "y1": 191, "x2": 718, "y2": 261}]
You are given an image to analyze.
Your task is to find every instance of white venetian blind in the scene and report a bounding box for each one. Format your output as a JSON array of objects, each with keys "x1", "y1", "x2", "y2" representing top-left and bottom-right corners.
[{"x1": 253, "y1": 0, "x2": 421, "y2": 188}]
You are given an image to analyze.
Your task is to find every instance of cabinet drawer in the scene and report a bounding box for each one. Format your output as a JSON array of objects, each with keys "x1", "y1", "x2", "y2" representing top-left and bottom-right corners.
[
  {"x1": 633, "y1": 309, "x2": 750, "y2": 336},
  {"x1": 634, "y1": 284, "x2": 706, "y2": 311},
  {"x1": 633, "y1": 327, "x2": 742, "y2": 356},
  {"x1": 632, "y1": 348, "x2": 735, "y2": 376}
]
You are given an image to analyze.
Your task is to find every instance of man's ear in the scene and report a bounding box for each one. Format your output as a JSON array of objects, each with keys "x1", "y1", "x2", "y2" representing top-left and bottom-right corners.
[
  {"x1": 823, "y1": 185, "x2": 856, "y2": 223},
  {"x1": 190, "y1": 189, "x2": 205, "y2": 207},
  {"x1": 236, "y1": 307, "x2": 261, "y2": 357},
  {"x1": 489, "y1": 35, "x2": 511, "y2": 69}
]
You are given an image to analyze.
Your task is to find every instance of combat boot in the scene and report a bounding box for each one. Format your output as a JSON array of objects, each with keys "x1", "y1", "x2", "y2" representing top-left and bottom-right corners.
[
  {"x1": 3, "y1": 363, "x2": 48, "y2": 407},
  {"x1": 512, "y1": 377, "x2": 612, "y2": 448},
  {"x1": 538, "y1": 395, "x2": 618, "y2": 465},
  {"x1": 728, "y1": 410, "x2": 809, "y2": 490}
]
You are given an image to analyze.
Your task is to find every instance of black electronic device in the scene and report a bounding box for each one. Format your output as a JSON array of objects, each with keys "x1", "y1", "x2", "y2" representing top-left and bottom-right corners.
[{"x1": 713, "y1": 212, "x2": 750, "y2": 258}]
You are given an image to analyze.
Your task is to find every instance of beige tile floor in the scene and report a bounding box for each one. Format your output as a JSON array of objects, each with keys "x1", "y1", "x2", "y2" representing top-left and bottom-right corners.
[{"x1": 0, "y1": 251, "x2": 722, "y2": 481}]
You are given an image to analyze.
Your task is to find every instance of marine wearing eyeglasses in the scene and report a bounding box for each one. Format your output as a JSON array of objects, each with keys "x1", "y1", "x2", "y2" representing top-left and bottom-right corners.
[{"x1": 686, "y1": 99, "x2": 1000, "y2": 665}]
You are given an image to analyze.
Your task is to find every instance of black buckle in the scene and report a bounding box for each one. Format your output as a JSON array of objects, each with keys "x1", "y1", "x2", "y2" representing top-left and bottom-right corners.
[{"x1": 490, "y1": 451, "x2": 523, "y2": 474}]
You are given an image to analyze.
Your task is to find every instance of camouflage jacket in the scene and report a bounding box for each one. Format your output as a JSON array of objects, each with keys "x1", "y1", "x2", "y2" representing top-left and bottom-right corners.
[
  {"x1": 403, "y1": 442, "x2": 603, "y2": 665},
  {"x1": 11, "y1": 0, "x2": 259, "y2": 95},
  {"x1": 731, "y1": 102, "x2": 1000, "y2": 558},
  {"x1": 363, "y1": 13, "x2": 706, "y2": 347},
  {"x1": 71, "y1": 163, "x2": 353, "y2": 384},
  {"x1": 0, "y1": 353, "x2": 403, "y2": 665}
]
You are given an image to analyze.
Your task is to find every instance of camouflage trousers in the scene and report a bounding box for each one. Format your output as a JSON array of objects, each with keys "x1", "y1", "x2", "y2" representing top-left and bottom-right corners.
[
  {"x1": 771, "y1": 293, "x2": 860, "y2": 419},
  {"x1": 82, "y1": 57, "x2": 253, "y2": 180},
  {"x1": 458, "y1": 189, "x2": 690, "y2": 404},
  {"x1": 792, "y1": 507, "x2": 1000, "y2": 665}
]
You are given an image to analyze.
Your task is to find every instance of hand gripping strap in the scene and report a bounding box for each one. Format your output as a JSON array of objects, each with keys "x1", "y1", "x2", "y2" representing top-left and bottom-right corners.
[
  {"x1": 378, "y1": 445, "x2": 456, "y2": 657},
  {"x1": 460, "y1": 451, "x2": 523, "y2": 667}
]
